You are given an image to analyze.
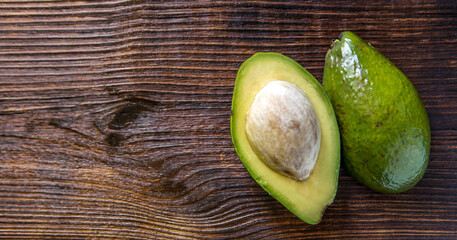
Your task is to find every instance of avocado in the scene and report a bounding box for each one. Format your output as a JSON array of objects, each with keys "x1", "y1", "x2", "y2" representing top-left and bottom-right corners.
[
  {"x1": 231, "y1": 52, "x2": 340, "y2": 224},
  {"x1": 323, "y1": 31, "x2": 431, "y2": 193}
]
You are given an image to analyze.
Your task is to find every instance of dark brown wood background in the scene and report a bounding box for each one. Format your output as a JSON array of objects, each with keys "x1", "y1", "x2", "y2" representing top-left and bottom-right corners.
[{"x1": 0, "y1": 0, "x2": 456, "y2": 239}]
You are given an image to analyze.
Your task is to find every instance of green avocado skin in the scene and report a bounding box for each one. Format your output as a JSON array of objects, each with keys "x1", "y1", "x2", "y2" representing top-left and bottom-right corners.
[{"x1": 323, "y1": 31, "x2": 431, "y2": 193}]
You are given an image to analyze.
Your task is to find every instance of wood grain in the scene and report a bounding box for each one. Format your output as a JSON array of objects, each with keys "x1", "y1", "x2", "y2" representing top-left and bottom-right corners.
[{"x1": 0, "y1": 0, "x2": 456, "y2": 239}]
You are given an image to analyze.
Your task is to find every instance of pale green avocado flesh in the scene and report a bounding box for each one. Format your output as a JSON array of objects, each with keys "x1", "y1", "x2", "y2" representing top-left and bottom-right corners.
[
  {"x1": 323, "y1": 31, "x2": 431, "y2": 193},
  {"x1": 230, "y1": 52, "x2": 340, "y2": 224}
]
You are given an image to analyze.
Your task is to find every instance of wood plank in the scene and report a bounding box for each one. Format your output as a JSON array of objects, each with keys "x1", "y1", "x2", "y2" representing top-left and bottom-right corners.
[{"x1": 0, "y1": 0, "x2": 456, "y2": 239}]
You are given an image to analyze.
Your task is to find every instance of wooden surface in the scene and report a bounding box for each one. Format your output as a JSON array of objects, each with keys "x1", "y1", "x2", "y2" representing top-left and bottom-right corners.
[{"x1": 0, "y1": 0, "x2": 456, "y2": 239}]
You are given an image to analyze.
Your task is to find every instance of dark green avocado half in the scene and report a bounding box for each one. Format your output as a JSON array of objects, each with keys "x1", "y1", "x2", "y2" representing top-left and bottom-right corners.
[{"x1": 323, "y1": 31, "x2": 431, "y2": 193}]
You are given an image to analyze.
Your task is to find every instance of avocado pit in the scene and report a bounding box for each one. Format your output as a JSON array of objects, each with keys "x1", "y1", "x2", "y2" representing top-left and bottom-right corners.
[{"x1": 245, "y1": 80, "x2": 321, "y2": 181}]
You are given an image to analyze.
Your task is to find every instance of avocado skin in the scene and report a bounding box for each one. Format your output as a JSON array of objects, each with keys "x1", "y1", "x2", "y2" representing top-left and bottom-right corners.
[{"x1": 323, "y1": 31, "x2": 431, "y2": 193}]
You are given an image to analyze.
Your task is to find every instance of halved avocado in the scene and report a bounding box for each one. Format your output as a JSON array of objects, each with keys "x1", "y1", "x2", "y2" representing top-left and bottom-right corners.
[
  {"x1": 323, "y1": 31, "x2": 430, "y2": 193},
  {"x1": 230, "y1": 52, "x2": 340, "y2": 224}
]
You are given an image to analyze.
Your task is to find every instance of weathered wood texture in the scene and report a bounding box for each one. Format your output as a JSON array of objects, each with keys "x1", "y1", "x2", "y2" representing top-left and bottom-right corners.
[{"x1": 0, "y1": 0, "x2": 456, "y2": 239}]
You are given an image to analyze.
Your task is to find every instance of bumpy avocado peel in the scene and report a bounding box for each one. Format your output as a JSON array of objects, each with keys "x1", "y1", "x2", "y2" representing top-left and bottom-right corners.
[{"x1": 323, "y1": 31, "x2": 430, "y2": 193}]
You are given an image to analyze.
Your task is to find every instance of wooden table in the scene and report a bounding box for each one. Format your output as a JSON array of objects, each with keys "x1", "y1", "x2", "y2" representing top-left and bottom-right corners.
[{"x1": 1, "y1": 0, "x2": 456, "y2": 239}]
